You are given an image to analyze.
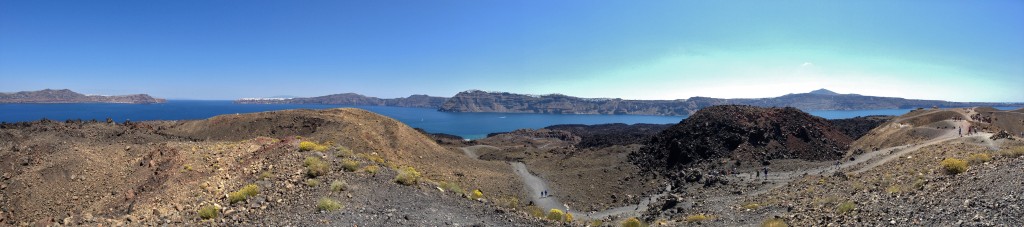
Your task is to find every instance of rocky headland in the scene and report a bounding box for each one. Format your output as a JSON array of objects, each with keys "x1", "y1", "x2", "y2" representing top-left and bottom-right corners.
[
  {"x1": 234, "y1": 93, "x2": 447, "y2": 108},
  {"x1": 0, "y1": 89, "x2": 165, "y2": 104}
]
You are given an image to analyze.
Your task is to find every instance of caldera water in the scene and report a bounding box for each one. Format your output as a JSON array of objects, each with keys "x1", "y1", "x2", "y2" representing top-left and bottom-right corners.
[{"x1": 1, "y1": 101, "x2": 1016, "y2": 139}]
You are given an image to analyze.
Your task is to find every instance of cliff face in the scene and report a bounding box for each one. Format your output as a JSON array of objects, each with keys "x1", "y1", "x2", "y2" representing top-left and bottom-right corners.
[
  {"x1": 0, "y1": 89, "x2": 165, "y2": 104},
  {"x1": 235, "y1": 93, "x2": 447, "y2": 108},
  {"x1": 438, "y1": 89, "x2": 1019, "y2": 116},
  {"x1": 630, "y1": 105, "x2": 853, "y2": 171}
]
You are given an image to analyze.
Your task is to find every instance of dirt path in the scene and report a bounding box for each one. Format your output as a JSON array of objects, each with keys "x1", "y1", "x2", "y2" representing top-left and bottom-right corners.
[{"x1": 462, "y1": 145, "x2": 667, "y2": 220}]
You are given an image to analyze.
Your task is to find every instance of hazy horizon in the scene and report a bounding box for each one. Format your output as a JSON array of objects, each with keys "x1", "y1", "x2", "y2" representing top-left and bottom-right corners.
[{"x1": 2, "y1": 1, "x2": 1022, "y2": 102}]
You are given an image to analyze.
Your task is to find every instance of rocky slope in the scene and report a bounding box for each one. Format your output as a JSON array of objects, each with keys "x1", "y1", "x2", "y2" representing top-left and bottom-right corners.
[
  {"x1": 544, "y1": 123, "x2": 672, "y2": 149},
  {"x1": 438, "y1": 89, "x2": 1020, "y2": 116},
  {"x1": 0, "y1": 108, "x2": 544, "y2": 226},
  {"x1": 234, "y1": 93, "x2": 447, "y2": 108},
  {"x1": 828, "y1": 115, "x2": 894, "y2": 140},
  {"x1": 0, "y1": 89, "x2": 165, "y2": 104},
  {"x1": 631, "y1": 105, "x2": 853, "y2": 172}
]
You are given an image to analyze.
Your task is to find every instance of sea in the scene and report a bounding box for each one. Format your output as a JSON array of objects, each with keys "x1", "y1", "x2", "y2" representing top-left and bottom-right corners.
[{"x1": 1, "y1": 100, "x2": 1018, "y2": 139}]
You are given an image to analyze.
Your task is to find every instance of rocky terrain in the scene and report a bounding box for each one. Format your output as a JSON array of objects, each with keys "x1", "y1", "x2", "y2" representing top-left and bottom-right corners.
[
  {"x1": 0, "y1": 108, "x2": 546, "y2": 226},
  {"x1": 632, "y1": 105, "x2": 853, "y2": 173},
  {"x1": 234, "y1": 93, "x2": 447, "y2": 108},
  {"x1": 0, "y1": 89, "x2": 165, "y2": 104},
  {"x1": 438, "y1": 89, "x2": 1021, "y2": 116},
  {"x1": 2, "y1": 104, "x2": 1021, "y2": 226},
  {"x1": 828, "y1": 115, "x2": 894, "y2": 140}
]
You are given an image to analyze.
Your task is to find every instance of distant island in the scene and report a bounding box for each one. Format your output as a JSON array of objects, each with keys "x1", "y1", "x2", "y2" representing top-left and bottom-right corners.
[
  {"x1": 234, "y1": 93, "x2": 447, "y2": 108},
  {"x1": 0, "y1": 89, "x2": 165, "y2": 104},
  {"x1": 236, "y1": 88, "x2": 1021, "y2": 116}
]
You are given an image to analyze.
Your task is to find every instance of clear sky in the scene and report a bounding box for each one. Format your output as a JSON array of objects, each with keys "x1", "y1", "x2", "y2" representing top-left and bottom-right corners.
[{"x1": 2, "y1": 0, "x2": 1022, "y2": 102}]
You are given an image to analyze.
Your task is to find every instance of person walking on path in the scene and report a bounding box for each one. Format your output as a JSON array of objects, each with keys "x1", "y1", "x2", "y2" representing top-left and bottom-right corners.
[{"x1": 762, "y1": 167, "x2": 769, "y2": 180}]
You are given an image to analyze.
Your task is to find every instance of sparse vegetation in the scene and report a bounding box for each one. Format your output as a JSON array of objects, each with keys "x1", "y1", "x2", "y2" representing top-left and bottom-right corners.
[
  {"x1": 299, "y1": 141, "x2": 328, "y2": 152},
  {"x1": 621, "y1": 217, "x2": 644, "y2": 227},
  {"x1": 198, "y1": 205, "x2": 219, "y2": 219},
  {"x1": 761, "y1": 218, "x2": 788, "y2": 227},
  {"x1": 685, "y1": 213, "x2": 710, "y2": 223},
  {"x1": 836, "y1": 201, "x2": 855, "y2": 214},
  {"x1": 565, "y1": 212, "x2": 574, "y2": 223},
  {"x1": 439, "y1": 181, "x2": 465, "y2": 195},
  {"x1": 526, "y1": 206, "x2": 545, "y2": 218},
  {"x1": 494, "y1": 196, "x2": 519, "y2": 208},
  {"x1": 305, "y1": 178, "x2": 320, "y2": 187},
  {"x1": 546, "y1": 208, "x2": 565, "y2": 222},
  {"x1": 304, "y1": 156, "x2": 329, "y2": 177},
  {"x1": 341, "y1": 159, "x2": 359, "y2": 172},
  {"x1": 183, "y1": 164, "x2": 193, "y2": 171},
  {"x1": 330, "y1": 180, "x2": 347, "y2": 192},
  {"x1": 470, "y1": 189, "x2": 484, "y2": 200},
  {"x1": 590, "y1": 220, "x2": 604, "y2": 227},
  {"x1": 885, "y1": 184, "x2": 902, "y2": 194},
  {"x1": 362, "y1": 165, "x2": 380, "y2": 174},
  {"x1": 999, "y1": 146, "x2": 1024, "y2": 158},
  {"x1": 742, "y1": 202, "x2": 761, "y2": 210},
  {"x1": 228, "y1": 184, "x2": 259, "y2": 204},
  {"x1": 336, "y1": 145, "x2": 354, "y2": 157},
  {"x1": 967, "y1": 153, "x2": 991, "y2": 165},
  {"x1": 316, "y1": 197, "x2": 342, "y2": 212},
  {"x1": 259, "y1": 171, "x2": 273, "y2": 180},
  {"x1": 940, "y1": 158, "x2": 968, "y2": 174},
  {"x1": 394, "y1": 166, "x2": 421, "y2": 186}
]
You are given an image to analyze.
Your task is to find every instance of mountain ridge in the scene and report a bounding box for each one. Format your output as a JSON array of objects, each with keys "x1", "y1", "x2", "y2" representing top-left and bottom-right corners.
[
  {"x1": 0, "y1": 89, "x2": 165, "y2": 104},
  {"x1": 439, "y1": 89, "x2": 1021, "y2": 115}
]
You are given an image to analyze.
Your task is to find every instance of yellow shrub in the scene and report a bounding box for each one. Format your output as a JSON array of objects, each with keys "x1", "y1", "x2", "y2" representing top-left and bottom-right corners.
[
  {"x1": 526, "y1": 206, "x2": 545, "y2": 218},
  {"x1": 198, "y1": 205, "x2": 219, "y2": 219},
  {"x1": 1000, "y1": 146, "x2": 1024, "y2": 158},
  {"x1": 299, "y1": 141, "x2": 318, "y2": 151},
  {"x1": 546, "y1": 209, "x2": 565, "y2": 222},
  {"x1": 304, "y1": 156, "x2": 329, "y2": 177},
  {"x1": 330, "y1": 180, "x2": 347, "y2": 192},
  {"x1": 685, "y1": 213, "x2": 710, "y2": 222},
  {"x1": 316, "y1": 197, "x2": 342, "y2": 212},
  {"x1": 471, "y1": 189, "x2": 484, "y2": 200},
  {"x1": 362, "y1": 165, "x2": 380, "y2": 174},
  {"x1": 305, "y1": 179, "x2": 320, "y2": 187},
  {"x1": 967, "y1": 153, "x2": 991, "y2": 165},
  {"x1": 565, "y1": 212, "x2": 573, "y2": 223},
  {"x1": 394, "y1": 166, "x2": 421, "y2": 186},
  {"x1": 228, "y1": 184, "x2": 259, "y2": 204},
  {"x1": 940, "y1": 158, "x2": 967, "y2": 174},
  {"x1": 621, "y1": 217, "x2": 644, "y2": 227},
  {"x1": 336, "y1": 146, "x2": 354, "y2": 157},
  {"x1": 761, "y1": 218, "x2": 788, "y2": 227},
  {"x1": 341, "y1": 159, "x2": 360, "y2": 172},
  {"x1": 836, "y1": 201, "x2": 855, "y2": 214},
  {"x1": 742, "y1": 203, "x2": 761, "y2": 210}
]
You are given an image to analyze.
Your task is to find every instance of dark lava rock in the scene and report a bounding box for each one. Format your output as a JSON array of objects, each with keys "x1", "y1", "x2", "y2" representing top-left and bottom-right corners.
[
  {"x1": 544, "y1": 123, "x2": 672, "y2": 149},
  {"x1": 828, "y1": 115, "x2": 894, "y2": 140},
  {"x1": 631, "y1": 105, "x2": 853, "y2": 172}
]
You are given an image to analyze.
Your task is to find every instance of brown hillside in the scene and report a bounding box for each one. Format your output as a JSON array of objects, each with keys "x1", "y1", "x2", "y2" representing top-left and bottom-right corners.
[{"x1": 0, "y1": 109, "x2": 531, "y2": 226}]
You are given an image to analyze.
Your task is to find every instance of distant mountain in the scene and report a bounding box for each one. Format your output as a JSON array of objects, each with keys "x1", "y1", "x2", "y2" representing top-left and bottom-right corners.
[
  {"x1": 0, "y1": 89, "x2": 165, "y2": 104},
  {"x1": 234, "y1": 93, "x2": 448, "y2": 108},
  {"x1": 808, "y1": 88, "x2": 839, "y2": 95},
  {"x1": 438, "y1": 89, "x2": 1021, "y2": 116}
]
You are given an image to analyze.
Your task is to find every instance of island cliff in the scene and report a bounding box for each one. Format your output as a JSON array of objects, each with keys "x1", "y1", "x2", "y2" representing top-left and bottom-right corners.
[
  {"x1": 438, "y1": 89, "x2": 1019, "y2": 116},
  {"x1": 235, "y1": 93, "x2": 447, "y2": 108},
  {"x1": 0, "y1": 89, "x2": 165, "y2": 104}
]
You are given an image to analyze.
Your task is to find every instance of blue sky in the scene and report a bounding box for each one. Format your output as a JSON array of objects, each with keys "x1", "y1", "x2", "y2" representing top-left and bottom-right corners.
[{"x1": 1, "y1": 1, "x2": 1022, "y2": 102}]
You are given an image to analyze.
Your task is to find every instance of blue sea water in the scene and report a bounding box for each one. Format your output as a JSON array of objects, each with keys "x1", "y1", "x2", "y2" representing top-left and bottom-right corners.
[{"x1": 1, "y1": 101, "x2": 1018, "y2": 139}]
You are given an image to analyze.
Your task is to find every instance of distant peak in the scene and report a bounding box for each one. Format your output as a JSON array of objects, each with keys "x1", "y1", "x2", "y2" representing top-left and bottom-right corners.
[{"x1": 808, "y1": 88, "x2": 839, "y2": 95}]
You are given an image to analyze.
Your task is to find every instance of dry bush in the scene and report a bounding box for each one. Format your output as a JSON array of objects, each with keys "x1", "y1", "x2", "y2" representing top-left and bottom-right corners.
[{"x1": 940, "y1": 158, "x2": 967, "y2": 174}]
